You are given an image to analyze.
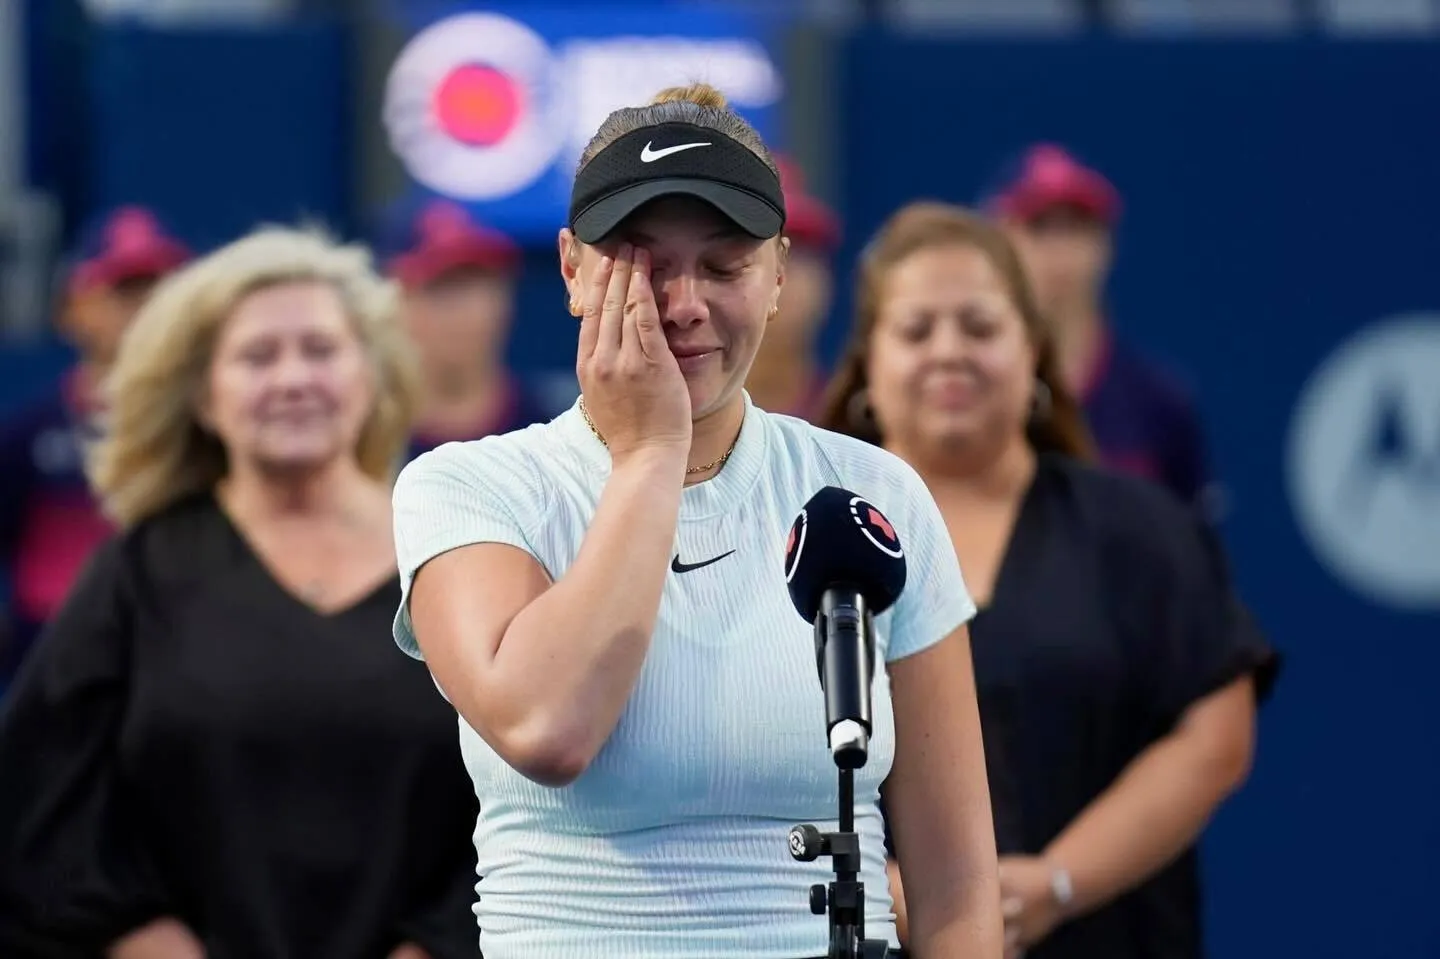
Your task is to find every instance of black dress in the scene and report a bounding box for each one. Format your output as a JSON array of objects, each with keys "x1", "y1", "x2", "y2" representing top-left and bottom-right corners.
[
  {"x1": 891, "y1": 455, "x2": 1277, "y2": 959},
  {"x1": 0, "y1": 494, "x2": 481, "y2": 959}
]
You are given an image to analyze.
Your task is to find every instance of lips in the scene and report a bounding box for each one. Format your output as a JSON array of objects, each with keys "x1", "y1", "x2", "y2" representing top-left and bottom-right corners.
[
  {"x1": 261, "y1": 404, "x2": 333, "y2": 424},
  {"x1": 668, "y1": 344, "x2": 721, "y2": 358}
]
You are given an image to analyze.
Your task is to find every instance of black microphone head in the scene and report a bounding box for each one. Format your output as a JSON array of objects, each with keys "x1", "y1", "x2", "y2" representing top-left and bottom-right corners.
[{"x1": 783, "y1": 486, "x2": 907, "y2": 622}]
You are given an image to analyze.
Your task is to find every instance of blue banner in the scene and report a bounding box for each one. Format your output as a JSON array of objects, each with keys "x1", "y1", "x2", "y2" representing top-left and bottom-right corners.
[
  {"x1": 87, "y1": 22, "x2": 352, "y2": 252},
  {"x1": 838, "y1": 35, "x2": 1440, "y2": 959},
  {"x1": 379, "y1": 2, "x2": 785, "y2": 243}
]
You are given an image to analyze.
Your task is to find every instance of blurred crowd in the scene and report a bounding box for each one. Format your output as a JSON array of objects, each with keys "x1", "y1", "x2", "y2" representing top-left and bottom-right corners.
[{"x1": 0, "y1": 142, "x2": 1225, "y2": 693}]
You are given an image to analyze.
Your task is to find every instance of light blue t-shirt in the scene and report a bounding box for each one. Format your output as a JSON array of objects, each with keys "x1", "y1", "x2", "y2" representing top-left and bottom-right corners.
[{"x1": 392, "y1": 393, "x2": 976, "y2": 959}]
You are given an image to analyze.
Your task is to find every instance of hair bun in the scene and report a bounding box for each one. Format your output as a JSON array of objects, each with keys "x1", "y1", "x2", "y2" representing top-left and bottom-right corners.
[{"x1": 649, "y1": 82, "x2": 729, "y2": 110}]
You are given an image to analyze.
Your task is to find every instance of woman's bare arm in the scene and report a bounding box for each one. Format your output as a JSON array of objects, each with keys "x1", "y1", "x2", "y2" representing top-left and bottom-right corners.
[
  {"x1": 1043, "y1": 676, "x2": 1256, "y2": 914},
  {"x1": 885, "y1": 626, "x2": 1004, "y2": 957},
  {"x1": 409, "y1": 449, "x2": 685, "y2": 786}
]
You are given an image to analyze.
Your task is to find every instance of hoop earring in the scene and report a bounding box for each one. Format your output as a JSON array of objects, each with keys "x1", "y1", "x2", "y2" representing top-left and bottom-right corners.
[
  {"x1": 847, "y1": 388, "x2": 875, "y2": 431},
  {"x1": 1031, "y1": 379, "x2": 1053, "y2": 422},
  {"x1": 567, "y1": 295, "x2": 582, "y2": 318}
]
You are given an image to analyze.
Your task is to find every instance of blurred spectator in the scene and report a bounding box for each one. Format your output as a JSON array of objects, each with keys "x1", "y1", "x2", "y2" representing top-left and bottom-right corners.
[
  {"x1": 989, "y1": 144, "x2": 1215, "y2": 510},
  {"x1": 0, "y1": 205, "x2": 188, "y2": 692},
  {"x1": 820, "y1": 202, "x2": 1275, "y2": 959},
  {"x1": 0, "y1": 227, "x2": 480, "y2": 959},
  {"x1": 379, "y1": 199, "x2": 552, "y2": 458},
  {"x1": 744, "y1": 156, "x2": 841, "y2": 418}
]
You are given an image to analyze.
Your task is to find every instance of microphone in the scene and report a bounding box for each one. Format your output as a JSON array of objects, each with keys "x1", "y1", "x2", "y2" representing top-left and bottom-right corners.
[{"x1": 783, "y1": 486, "x2": 907, "y2": 769}]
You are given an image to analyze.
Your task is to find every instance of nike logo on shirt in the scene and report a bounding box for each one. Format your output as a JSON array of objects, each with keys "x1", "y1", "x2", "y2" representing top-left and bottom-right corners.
[
  {"x1": 671, "y1": 550, "x2": 735, "y2": 574},
  {"x1": 641, "y1": 141, "x2": 712, "y2": 162}
]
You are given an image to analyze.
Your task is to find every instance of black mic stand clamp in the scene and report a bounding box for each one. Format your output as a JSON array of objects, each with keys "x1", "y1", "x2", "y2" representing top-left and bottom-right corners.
[{"x1": 789, "y1": 759, "x2": 892, "y2": 959}]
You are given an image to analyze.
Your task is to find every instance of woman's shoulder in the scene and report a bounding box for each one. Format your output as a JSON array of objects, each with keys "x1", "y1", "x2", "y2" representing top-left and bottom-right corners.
[
  {"x1": 94, "y1": 493, "x2": 230, "y2": 596},
  {"x1": 768, "y1": 415, "x2": 927, "y2": 495},
  {"x1": 393, "y1": 419, "x2": 569, "y2": 539},
  {"x1": 1041, "y1": 454, "x2": 1209, "y2": 565},
  {"x1": 399, "y1": 419, "x2": 560, "y2": 494}
]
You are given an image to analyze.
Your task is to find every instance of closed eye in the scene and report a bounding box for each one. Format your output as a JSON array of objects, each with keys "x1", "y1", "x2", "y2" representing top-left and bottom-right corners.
[{"x1": 707, "y1": 264, "x2": 746, "y2": 280}]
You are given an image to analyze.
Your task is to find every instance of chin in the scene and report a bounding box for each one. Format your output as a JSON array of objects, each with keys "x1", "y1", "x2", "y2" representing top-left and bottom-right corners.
[
  {"x1": 686, "y1": 378, "x2": 739, "y2": 420},
  {"x1": 254, "y1": 445, "x2": 345, "y2": 477}
]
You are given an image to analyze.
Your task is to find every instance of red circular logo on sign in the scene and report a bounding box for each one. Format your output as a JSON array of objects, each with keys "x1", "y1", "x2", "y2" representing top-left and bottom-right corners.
[
  {"x1": 385, "y1": 12, "x2": 564, "y2": 201},
  {"x1": 433, "y1": 63, "x2": 523, "y2": 147}
]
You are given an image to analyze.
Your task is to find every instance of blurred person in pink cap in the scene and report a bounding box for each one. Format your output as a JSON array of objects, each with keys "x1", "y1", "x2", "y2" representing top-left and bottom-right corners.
[
  {"x1": 744, "y1": 156, "x2": 841, "y2": 419},
  {"x1": 380, "y1": 199, "x2": 552, "y2": 460},
  {"x1": 0, "y1": 205, "x2": 189, "y2": 691},
  {"x1": 988, "y1": 145, "x2": 1214, "y2": 513}
]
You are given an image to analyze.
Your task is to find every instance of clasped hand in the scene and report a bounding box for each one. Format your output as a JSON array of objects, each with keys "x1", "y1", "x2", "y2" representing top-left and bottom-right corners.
[{"x1": 999, "y1": 855, "x2": 1065, "y2": 959}]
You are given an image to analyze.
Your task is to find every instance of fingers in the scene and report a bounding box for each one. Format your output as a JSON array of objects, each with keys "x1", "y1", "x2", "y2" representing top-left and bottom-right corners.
[
  {"x1": 625, "y1": 248, "x2": 668, "y2": 362},
  {"x1": 578, "y1": 243, "x2": 632, "y2": 364},
  {"x1": 576, "y1": 254, "x2": 611, "y2": 362},
  {"x1": 599, "y1": 243, "x2": 633, "y2": 357},
  {"x1": 1002, "y1": 897, "x2": 1027, "y2": 959}
]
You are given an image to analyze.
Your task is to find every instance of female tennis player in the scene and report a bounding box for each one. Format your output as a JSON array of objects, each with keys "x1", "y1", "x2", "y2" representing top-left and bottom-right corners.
[{"x1": 392, "y1": 85, "x2": 1002, "y2": 959}]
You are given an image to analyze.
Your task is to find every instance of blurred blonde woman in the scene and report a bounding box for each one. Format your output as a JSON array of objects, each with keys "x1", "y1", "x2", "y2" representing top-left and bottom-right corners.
[{"x1": 0, "y1": 227, "x2": 482, "y2": 959}]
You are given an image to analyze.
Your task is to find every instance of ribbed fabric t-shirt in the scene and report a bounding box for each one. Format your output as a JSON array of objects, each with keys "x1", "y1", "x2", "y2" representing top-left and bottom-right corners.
[{"x1": 392, "y1": 393, "x2": 976, "y2": 959}]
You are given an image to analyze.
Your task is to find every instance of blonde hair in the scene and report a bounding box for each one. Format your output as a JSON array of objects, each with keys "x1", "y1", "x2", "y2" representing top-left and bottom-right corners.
[
  {"x1": 577, "y1": 82, "x2": 779, "y2": 178},
  {"x1": 89, "y1": 225, "x2": 420, "y2": 529}
]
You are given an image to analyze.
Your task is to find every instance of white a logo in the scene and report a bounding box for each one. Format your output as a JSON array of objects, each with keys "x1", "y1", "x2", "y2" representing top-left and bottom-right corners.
[{"x1": 1287, "y1": 313, "x2": 1440, "y2": 610}]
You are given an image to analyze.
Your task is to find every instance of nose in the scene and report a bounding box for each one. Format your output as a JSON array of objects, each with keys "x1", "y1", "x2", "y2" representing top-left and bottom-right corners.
[
  {"x1": 654, "y1": 270, "x2": 707, "y2": 331},
  {"x1": 926, "y1": 318, "x2": 970, "y2": 363},
  {"x1": 272, "y1": 349, "x2": 317, "y2": 391}
]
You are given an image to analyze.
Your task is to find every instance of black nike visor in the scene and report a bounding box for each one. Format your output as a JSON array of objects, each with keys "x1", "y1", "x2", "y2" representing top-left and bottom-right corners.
[{"x1": 569, "y1": 122, "x2": 787, "y2": 244}]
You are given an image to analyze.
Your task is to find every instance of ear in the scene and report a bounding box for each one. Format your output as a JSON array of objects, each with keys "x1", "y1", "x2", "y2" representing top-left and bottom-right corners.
[
  {"x1": 770, "y1": 236, "x2": 790, "y2": 317},
  {"x1": 557, "y1": 228, "x2": 583, "y2": 302}
]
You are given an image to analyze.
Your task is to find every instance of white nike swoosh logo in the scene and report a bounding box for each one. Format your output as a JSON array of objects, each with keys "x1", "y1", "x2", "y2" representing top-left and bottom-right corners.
[{"x1": 640, "y1": 141, "x2": 712, "y2": 163}]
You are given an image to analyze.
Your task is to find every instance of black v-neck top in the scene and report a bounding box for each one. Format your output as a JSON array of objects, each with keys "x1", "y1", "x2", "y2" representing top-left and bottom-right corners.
[
  {"x1": 892, "y1": 455, "x2": 1277, "y2": 959},
  {"x1": 0, "y1": 495, "x2": 481, "y2": 959}
]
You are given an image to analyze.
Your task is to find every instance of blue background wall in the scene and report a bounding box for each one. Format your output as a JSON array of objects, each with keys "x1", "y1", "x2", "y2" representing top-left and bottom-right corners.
[{"x1": 834, "y1": 36, "x2": 1440, "y2": 959}]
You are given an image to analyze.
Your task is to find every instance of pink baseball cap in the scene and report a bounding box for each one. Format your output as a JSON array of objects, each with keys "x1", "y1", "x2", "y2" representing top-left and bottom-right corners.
[
  {"x1": 987, "y1": 144, "x2": 1120, "y2": 224},
  {"x1": 776, "y1": 156, "x2": 841, "y2": 252},
  {"x1": 68, "y1": 206, "x2": 191, "y2": 294},
  {"x1": 381, "y1": 199, "x2": 519, "y2": 287}
]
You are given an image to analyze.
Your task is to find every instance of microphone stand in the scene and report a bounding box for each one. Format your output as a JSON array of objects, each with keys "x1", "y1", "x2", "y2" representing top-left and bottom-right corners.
[{"x1": 789, "y1": 600, "x2": 892, "y2": 959}]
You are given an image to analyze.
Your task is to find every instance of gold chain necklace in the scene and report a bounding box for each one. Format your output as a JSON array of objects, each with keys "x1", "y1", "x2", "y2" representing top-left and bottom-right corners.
[{"x1": 578, "y1": 396, "x2": 739, "y2": 475}]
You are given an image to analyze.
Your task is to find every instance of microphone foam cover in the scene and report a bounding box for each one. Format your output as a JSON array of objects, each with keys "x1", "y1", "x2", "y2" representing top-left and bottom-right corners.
[{"x1": 783, "y1": 486, "x2": 907, "y2": 622}]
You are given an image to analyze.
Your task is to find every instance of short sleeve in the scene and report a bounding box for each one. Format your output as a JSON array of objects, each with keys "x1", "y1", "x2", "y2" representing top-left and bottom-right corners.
[
  {"x1": 1109, "y1": 484, "x2": 1280, "y2": 726},
  {"x1": 0, "y1": 538, "x2": 169, "y2": 952},
  {"x1": 882, "y1": 460, "x2": 977, "y2": 663},
  {"x1": 392, "y1": 439, "x2": 553, "y2": 660}
]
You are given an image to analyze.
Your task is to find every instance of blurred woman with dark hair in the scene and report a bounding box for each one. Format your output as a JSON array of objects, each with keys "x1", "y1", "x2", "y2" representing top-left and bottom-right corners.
[{"x1": 821, "y1": 202, "x2": 1277, "y2": 959}]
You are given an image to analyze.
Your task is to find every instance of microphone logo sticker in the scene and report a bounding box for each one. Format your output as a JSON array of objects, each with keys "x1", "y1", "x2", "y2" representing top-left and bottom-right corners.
[
  {"x1": 783, "y1": 509, "x2": 808, "y2": 583},
  {"x1": 849, "y1": 497, "x2": 903, "y2": 559}
]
